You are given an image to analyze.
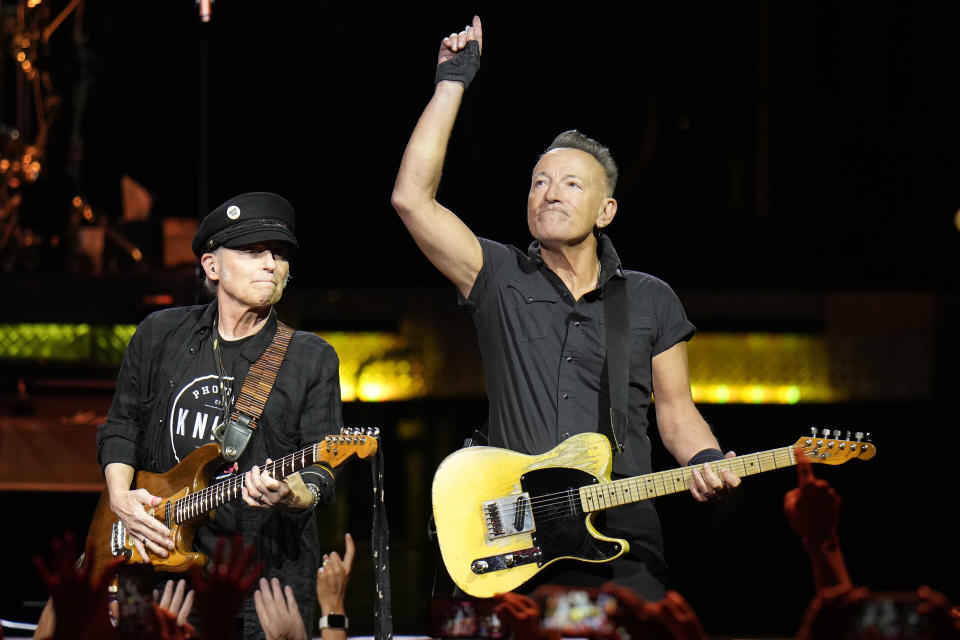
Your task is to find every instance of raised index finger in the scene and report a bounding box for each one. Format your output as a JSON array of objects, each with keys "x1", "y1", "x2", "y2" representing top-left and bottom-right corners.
[
  {"x1": 342, "y1": 532, "x2": 356, "y2": 570},
  {"x1": 472, "y1": 15, "x2": 483, "y2": 55},
  {"x1": 794, "y1": 446, "x2": 815, "y2": 486}
]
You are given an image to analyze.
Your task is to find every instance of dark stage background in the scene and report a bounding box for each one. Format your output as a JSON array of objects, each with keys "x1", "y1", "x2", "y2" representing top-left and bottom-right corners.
[{"x1": 2, "y1": 1, "x2": 958, "y2": 638}]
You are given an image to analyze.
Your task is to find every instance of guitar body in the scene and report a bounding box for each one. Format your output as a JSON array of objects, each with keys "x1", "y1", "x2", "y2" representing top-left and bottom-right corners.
[
  {"x1": 432, "y1": 433, "x2": 628, "y2": 598},
  {"x1": 84, "y1": 443, "x2": 224, "y2": 578},
  {"x1": 433, "y1": 429, "x2": 877, "y2": 598},
  {"x1": 83, "y1": 428, "x2": 381, "y2": 581}
]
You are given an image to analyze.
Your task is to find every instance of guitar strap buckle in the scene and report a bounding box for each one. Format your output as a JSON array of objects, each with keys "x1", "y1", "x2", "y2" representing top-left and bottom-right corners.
[
  {"x1": 608, "y1": 407, "x2": 627, "y2": 455},
  {"x1": 220, "y1": 413, "x2": 256, "y2": 462}
]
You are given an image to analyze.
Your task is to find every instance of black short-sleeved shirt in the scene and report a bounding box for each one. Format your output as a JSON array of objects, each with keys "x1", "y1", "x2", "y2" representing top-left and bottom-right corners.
[{"x1": 461, "y1": 234, "x2": 695, "y2": 590}]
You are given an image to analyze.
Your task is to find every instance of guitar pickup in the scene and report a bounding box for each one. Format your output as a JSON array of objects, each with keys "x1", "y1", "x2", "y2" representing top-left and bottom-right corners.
[
  {"x1": 471, "y1": 547, "x2": 543, "y2": 574},
  {"x1": 482, "y1": 493, "x2": 535, "y2": 540}
]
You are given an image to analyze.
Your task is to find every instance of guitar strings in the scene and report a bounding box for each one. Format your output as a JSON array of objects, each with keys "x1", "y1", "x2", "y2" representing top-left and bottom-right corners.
[
  {"x1": 166, "y1": 432, "x2": 377, "y2": 523},
  {"x1": 488, "y1": 446, "x2": 807, "y2": 525},
  {"x1": 495, "y1": 449, "x2": 796, "y2": 528},
  {"x1": 163, "y1": 444, "x2": 318, "y2": 524},
  {"x1": 509, "y1": 447, "x2": 798, "y2": 515}
]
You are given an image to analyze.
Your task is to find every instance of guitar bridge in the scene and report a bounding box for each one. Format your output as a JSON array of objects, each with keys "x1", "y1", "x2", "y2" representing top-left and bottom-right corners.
[
  {"x1": 471, "y1": 547, "x2": 543, "y2": 574},
  {"x1": 482, "y1": 493, "x2": 535, "y2": 540}
]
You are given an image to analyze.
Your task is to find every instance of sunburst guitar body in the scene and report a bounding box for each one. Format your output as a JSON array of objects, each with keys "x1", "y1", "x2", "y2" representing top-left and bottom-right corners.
[{"x1": 84, "y1": 427, "x2": 379, "y2": 580}]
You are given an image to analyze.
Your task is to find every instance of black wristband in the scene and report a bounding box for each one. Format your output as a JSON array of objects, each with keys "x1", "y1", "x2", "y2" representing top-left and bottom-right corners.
[
  {"x1": 688, "y1": 448, "x2": 724, "y2": 466},
  {"x1": 435, "y1": 40, "x2": 481, "y2": 89}
]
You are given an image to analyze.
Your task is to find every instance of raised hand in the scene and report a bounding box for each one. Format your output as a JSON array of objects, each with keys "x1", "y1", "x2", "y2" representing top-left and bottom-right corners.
[
  {"x1": 32, "y1": 531, "x2": 122, "y2": 640},
  {"x1": 784, "y1": 447, "x2": 842, "y2": 542},
  {"x1": 316, "y1": 533, "x2": 355, "y2": 616},
  {"x1": 600, "y1": 583, "x2": 708, "y2": 640},
  {"x1": 438, "y1": 15, "x2": 482, "y2": 66},
  {"x1": 253, "y1": 577, "x2": 308, "y2": 640},
  {"x1": 190, "y1": 535, "x2": 263, "y2": 640},
  {"x1": 153, "y1": 579, "x2": 195, "y2": 628}
]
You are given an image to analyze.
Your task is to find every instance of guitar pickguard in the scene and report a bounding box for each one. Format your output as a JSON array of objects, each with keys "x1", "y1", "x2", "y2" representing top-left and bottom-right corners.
[
  {"x1": 518, "y1": 467, "x2": 624, "y2": 565},
  {"x1": 464, "y1": 467, "x2": 625, "y2": 580}
]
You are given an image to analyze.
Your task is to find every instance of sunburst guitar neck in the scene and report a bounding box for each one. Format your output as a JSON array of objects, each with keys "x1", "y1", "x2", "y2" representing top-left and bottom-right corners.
[
  {"x1": 432, "y1": 430, "x2": 875, "y2": 598},
  {"x1": 84, "y1": 427, "x2": 379, "y2": 579}
]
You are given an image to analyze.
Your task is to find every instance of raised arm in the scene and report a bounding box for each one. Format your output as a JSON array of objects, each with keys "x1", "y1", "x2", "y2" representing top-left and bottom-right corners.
[{"x1": 391, "y1": 15, "x2": 484, "y2": 299}]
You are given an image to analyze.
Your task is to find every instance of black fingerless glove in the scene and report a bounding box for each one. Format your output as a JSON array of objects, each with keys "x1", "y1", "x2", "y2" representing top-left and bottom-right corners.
[{"x1": 435, "y1": 40, "x2": 481, "y2": 89}]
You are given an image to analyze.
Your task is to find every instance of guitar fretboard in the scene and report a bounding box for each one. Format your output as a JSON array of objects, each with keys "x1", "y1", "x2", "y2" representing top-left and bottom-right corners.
[
  {"x1": 579, "y1": 446, "x2": 797, "y2": 512},
  {"x1": 166, "y1": 443, "x2": 320, "y2": 525}
]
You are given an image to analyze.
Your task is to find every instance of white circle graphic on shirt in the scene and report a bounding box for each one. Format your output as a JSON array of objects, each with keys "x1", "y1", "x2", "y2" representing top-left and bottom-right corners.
[{"x1": 168, "y1": 373, "x2": 234, "y2": 463}]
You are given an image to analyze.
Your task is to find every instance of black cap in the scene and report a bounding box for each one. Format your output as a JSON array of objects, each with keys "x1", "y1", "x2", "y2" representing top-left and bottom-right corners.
[{"x1": 192, "y1": 192, "x2": 299, "y2": 257}]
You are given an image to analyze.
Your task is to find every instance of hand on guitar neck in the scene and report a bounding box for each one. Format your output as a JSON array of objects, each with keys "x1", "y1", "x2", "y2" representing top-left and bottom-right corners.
[
  {"x1": 688, "y1": 449, "x2": 741, "y2": 502},
  {"x1": 241, "y1": 458, "x2": 312, "y2": 511},
  {"x1": 105, "y1": 462, "x2": 175, "y2": 561}
]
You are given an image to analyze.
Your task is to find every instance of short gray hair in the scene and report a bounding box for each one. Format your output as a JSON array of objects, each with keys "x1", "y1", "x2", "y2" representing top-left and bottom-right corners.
[{"x1": 543, "y1": 130, "x2": 618, "y2": 197}]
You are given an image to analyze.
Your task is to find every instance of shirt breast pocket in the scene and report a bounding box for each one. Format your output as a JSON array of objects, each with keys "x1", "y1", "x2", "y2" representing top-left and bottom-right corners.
[{"x1": 507, "y1": 281, "x2": 561, "y2": 343}]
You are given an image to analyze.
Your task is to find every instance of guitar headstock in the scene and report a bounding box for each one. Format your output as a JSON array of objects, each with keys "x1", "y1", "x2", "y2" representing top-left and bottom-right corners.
[
  {"x1": 317, "y1": 427, "x2": 380, "y2": 468},
  {"x1": 794, "y1": 428, "x2": 876, "y2": 465}
]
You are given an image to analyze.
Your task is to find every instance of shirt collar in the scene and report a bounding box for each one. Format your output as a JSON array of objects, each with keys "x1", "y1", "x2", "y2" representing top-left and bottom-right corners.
[
  {"x1": 199, "y1": 299, "x2": 279, "y2": 363},
  {"x1": 526, "y1": 232, "x2": 625, "y2": 286}
]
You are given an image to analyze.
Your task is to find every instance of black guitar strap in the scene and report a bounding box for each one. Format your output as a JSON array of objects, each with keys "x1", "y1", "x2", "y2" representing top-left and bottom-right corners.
[{"x1": 602, "y1": 277, "x2": 628, "y2": 455}]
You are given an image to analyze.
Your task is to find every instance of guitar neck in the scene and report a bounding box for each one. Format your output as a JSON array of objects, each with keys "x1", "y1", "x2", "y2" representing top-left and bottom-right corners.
[
  {"x1": 579, "y1": 446, "x2": 797, "y2": 512},
  {"x1": 172, "y1": 443, "x2": 319, "y2": 524}
]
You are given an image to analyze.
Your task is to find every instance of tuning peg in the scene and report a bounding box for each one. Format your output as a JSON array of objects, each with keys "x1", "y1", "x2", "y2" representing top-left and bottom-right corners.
[
  {"x1": 846, "y1": 430, "x2": 851, "y2": 441},
  {"x1": 810, "y1": 426, "x2": 817, "y2": 437},
  {"x1": 855, "y1": 431, "x2": 863, "y2": 441},
  {"x1": 832, "y1": 430, "x2": 841, "y2": 438},
  {"x1": 864, "y1": 432, "x2": 872, "y2": 442},
  {"x1": 821, "y1": 428, "x2": 831, "y2": 438}
]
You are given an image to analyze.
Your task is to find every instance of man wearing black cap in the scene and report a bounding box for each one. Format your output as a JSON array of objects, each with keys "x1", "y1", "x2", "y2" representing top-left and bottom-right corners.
[{"x1": 96, "y1": 192, "x2": 342, "y2": 638}]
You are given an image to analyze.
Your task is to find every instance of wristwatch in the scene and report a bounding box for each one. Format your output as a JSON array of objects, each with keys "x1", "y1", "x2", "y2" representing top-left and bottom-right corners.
[{"x1": 318, "y1": 613, "x2": 348, "y2": 632}]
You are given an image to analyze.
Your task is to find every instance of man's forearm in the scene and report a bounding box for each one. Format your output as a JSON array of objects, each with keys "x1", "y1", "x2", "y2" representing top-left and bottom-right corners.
[
  {"x1": 658, "y1": 406, "x2": 721, "y2": 467},
  {"x1": 392, "y1": 82, "x2": 465, "y2": 211},
  {"x1": 104, "y1": 462, "x2": 135, "y2": 497}
]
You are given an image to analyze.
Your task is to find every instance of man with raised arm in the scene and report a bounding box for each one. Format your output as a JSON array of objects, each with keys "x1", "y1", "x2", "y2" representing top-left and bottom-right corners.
[{"x1": 392, "y1": 16, "x2": 740, "y2": 600}]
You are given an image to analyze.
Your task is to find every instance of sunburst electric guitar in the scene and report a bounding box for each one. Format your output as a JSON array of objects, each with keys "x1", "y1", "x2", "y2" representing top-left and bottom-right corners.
[
  {"x1": 84, "y1": 427, "x2": 379, "y2": 579},
  {"x1": 432, "y1": 429, "x2": 875, "y2": 598}
]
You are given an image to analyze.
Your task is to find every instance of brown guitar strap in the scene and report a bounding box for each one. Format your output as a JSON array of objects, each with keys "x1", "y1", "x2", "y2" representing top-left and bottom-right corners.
[{"x1": 219, "y1": 321, "x2": 295, "y2": 461}]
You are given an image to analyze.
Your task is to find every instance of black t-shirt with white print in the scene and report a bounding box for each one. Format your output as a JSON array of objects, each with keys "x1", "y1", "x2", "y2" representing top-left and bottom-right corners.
[{"x1": 159, "y1": 332, "x2": 250, "y2": 470}]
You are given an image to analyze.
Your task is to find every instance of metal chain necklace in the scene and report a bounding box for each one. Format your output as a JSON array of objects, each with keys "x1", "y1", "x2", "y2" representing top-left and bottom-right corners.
[{"x1": 211, "y1": 316, "x2": 234, "y2": 439}]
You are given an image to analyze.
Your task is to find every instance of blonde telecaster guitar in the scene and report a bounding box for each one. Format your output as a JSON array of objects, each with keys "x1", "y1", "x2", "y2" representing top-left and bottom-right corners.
[
  {"x1": 432, "y1": 429, "x2": 875, "y2": 598},
  {"x1": 84, "y1": 427, "x2": 378, "y2": 579}
]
